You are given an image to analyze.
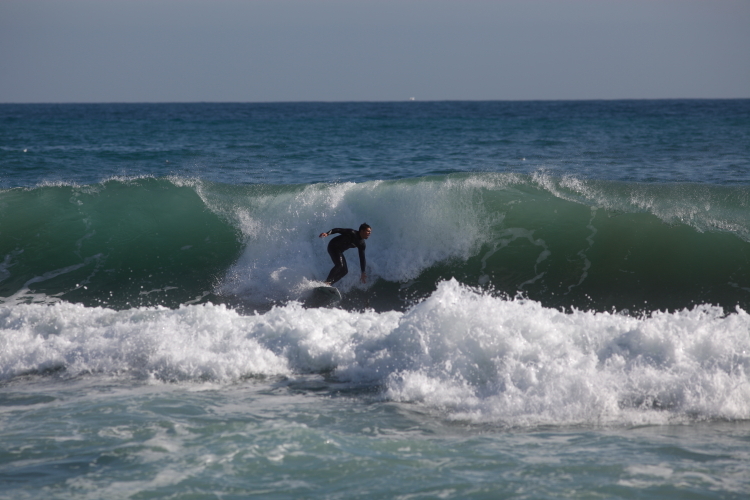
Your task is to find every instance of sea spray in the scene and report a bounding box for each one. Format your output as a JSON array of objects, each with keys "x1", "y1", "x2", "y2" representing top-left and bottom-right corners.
[{"x1": 214, "y1": 177, "x2": 495, "y2": 303}]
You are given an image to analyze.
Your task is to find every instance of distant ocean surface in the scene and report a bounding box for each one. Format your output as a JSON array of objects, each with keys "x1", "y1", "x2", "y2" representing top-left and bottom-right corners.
[{"x1": 2, "y1": 101, "x2": 749, "y2": 499}]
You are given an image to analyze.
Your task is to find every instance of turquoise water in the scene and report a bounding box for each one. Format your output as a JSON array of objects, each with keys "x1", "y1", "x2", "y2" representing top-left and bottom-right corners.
[
  {"x1": 1, "y1": 101, "x2": 749, "y2": 498},
  {"x1": 3, "y1": 377, "x2": 749, "y2": 499}
]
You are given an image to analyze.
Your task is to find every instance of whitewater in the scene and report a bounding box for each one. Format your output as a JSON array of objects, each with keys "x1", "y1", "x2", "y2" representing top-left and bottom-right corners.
[{"x1": 4, "y1": 279, "x2": 750, "y2": 426}]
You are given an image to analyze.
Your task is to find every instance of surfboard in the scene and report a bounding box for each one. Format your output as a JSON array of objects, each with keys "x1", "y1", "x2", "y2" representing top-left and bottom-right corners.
[{"x1": 307, "y1": 286, "x2": 342, "y2": 307}]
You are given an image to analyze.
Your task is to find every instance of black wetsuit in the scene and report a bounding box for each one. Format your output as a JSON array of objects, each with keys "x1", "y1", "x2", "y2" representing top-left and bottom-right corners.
[{"x1": 325, "y1": 228, "x2": 366, "y2": 285}]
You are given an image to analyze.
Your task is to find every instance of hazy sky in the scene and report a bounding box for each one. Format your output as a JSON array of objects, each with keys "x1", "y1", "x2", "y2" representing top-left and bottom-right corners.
[{"x1": 1, "y1": 0, "x2": 748, "y2": 102}]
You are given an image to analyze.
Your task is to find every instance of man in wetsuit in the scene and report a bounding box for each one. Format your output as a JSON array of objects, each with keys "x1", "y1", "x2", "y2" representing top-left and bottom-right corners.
[{"x1": 318, "y1": 223, "x2": 371, "y2": 285}]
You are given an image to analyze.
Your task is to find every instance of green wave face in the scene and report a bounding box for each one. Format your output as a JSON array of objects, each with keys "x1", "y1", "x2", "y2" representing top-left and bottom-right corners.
[
  {"x1": 2, "y1": 174, "x2": 749, "y2": 313},
  {"x1": 0, "y1": 178, "x2": 242, "y2": 308},
  {"x1": 458, "y1": 192, "x2": 750, "y2": 313}
]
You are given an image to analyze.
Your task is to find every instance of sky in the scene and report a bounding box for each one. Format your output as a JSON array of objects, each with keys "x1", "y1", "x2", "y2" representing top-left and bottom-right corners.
[{"x1": 1, "y1": 0, "x2": 748, "y2": 103}]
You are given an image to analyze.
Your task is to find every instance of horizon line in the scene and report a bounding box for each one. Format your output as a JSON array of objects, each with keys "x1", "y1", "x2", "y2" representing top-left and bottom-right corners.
[{"x1": 2, "y1": 97, "x2": 749, "y2": 105}]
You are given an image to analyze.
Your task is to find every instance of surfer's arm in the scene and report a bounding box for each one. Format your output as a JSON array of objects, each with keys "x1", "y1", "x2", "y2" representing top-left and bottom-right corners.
[{"x1": 319, "y1": 228, "x2": 344, "y2": 238}]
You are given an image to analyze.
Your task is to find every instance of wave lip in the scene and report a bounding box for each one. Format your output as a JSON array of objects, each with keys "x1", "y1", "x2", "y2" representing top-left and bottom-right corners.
[{"x1": 2, "y1": 280, "x2": 748, "y2": 427}]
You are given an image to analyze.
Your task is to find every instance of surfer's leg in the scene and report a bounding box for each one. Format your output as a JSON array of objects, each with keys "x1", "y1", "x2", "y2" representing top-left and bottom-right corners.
[{"x1": 326, "y1": 249, "x2": 348, "y2": 285}]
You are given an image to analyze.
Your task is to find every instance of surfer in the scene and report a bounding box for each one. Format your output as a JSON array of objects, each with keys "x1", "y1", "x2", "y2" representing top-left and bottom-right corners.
[{"x1": 319, "y1": 223, "x2": 371, "y2": 285}]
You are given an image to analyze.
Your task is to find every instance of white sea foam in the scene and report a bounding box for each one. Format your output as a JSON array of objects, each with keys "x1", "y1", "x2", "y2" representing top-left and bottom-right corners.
[
  {"x1": 2, "y1": 280, "x2": 748, "y2": 427},
  {"x1": 207, "y1": 178, "x2": 496, "y2": 303},
  {"x1": 0, "y1": 302, "x2": 290, "y2": 382}
]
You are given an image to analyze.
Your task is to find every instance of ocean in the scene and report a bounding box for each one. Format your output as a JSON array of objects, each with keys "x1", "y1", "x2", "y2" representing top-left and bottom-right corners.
[{"x1": 1, "y1": 100, "x2": 749, "y2": 498}]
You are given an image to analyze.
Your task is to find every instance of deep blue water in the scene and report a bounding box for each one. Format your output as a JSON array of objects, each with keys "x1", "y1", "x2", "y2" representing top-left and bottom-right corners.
[{"x1": 2, "y1": 100, "x2": 749, "y2": 189}]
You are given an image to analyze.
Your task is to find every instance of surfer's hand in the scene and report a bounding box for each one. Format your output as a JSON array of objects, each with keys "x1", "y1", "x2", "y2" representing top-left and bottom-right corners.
[
  {"x1": 361, "y1": 273, "x2": 367, "y2": 283},
  {"x1": 319, "y1": 232, "x2": 328, "y2": 238}
]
